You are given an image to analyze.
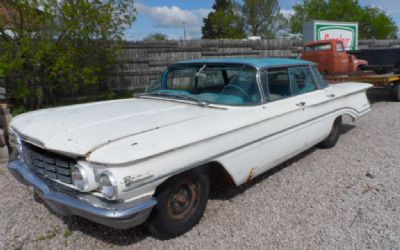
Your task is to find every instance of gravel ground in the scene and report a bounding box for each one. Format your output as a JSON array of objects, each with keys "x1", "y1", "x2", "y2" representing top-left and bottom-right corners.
[{"x1": 1, "y1": 94, "x2": 400, "y2": 250}]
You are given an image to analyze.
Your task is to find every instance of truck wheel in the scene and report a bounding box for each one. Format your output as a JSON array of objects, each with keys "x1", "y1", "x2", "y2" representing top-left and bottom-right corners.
[
  {"x1": 318, "y1": 117, "x2": 342, "y2": 149},
  {"x1": 392, "y1": 83, "x2": 400, "y2": 102},
  {"x1": 147, "y1": 168, "x2": 209, "y2": 239}
]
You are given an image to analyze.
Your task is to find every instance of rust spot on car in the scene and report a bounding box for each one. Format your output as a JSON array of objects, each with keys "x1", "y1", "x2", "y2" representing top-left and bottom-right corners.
[{"x1": 247, "y1": 167, "x2": 256, "y2": 182}]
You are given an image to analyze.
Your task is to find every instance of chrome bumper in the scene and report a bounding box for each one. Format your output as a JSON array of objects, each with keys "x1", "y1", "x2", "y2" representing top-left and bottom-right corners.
[{"x1": 8, "y1": 160, "x2": 157, "y2": 229}]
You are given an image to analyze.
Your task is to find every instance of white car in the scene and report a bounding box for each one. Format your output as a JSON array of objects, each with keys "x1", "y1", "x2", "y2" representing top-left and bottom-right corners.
[{"x1": 8, "y1": 58, "x2": 371, "y2": 238}]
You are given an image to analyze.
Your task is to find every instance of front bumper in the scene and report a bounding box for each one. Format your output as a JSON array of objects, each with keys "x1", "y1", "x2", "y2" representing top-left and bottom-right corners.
[{"x1": 8, "y1": 160, "x2": 157, "y2": 229}]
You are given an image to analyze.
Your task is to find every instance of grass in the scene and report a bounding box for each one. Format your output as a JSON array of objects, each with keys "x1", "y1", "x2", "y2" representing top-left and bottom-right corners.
[
  {"x1": 34, "y1": 231, "x2": 58, "y2": 242},
  {"x1": 33, "y1": 226, "x2": 61, "y2": 242},
  {"x1": 63, "y1": 230, "x2": 73, "y2": 238}
]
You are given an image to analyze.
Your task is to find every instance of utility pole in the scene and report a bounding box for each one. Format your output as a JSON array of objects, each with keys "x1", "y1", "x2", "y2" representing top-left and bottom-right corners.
[{"x1": 183, "y1": 21, "x2": 187, "y2": 41}]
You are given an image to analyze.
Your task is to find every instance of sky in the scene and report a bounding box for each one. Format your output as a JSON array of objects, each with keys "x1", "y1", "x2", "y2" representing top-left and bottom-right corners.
[{"x1": 124, "y1": 0, "x2": 400, "y2": 41}]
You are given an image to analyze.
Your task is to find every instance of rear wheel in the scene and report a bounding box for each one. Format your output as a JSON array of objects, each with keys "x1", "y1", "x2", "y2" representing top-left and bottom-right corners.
[
  {"x1": 392, "y1": 82, "x2": 400, "y2": 102},
  {"x1": 318, "y1": 117, "x2": 342, "y2": 149},
  {"x1": 147, "y1": 168, "x2": 209, "y2": 239}
]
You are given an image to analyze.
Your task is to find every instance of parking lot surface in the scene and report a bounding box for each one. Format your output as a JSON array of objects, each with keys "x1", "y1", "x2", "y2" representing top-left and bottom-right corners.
[{"x1": 1, "y1": 97, "x2": 400, "y2": 249}]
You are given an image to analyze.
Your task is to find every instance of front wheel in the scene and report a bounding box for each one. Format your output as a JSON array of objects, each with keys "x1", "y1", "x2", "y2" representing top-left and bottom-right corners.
[
  {"x1": 318, "y1": 117, "x2": 342, "y2": 149},
  {"x1": 147, "y1": 169, "x2": 209, "y2": 239}
]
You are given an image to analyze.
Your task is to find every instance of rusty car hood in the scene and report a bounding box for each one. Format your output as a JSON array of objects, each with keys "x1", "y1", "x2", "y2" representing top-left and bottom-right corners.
[{"x1": 10, "y1": 98, "x2": 219, "y2": 157}]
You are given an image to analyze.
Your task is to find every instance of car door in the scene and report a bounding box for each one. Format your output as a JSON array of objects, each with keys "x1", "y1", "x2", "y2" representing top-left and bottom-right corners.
[
  {"x1": 335, "y1": 41, "x2": 348, "y2": 73},
  {"x1": 257, "y1": 66, "x2": 334, "y2": 172},
  {"x1": 288, "y1": 66, "x2": 336, "y2": 146}
]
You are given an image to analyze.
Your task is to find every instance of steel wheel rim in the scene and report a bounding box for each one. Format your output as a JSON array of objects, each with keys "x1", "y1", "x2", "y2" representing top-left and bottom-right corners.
[{"x1": 166, "y1": 177, "x2": 200, "y2": 221}]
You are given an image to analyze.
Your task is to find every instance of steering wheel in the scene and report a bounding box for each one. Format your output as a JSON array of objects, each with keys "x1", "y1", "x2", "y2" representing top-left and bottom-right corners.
[{"x1": 221, "y1": 84, "x2": 251, "y2": 101}]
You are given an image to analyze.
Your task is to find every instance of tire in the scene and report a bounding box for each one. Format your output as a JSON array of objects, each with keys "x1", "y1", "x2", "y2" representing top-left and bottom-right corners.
[
  {"x1": 392, "y1": 83, "x2": 400, "y2": 102},
  {"x1": 318, "y1": 117, "x2": 342, "y2": 149},
  {"x1": 147, "y1": 168, "x2": 209, "y2": 239}
]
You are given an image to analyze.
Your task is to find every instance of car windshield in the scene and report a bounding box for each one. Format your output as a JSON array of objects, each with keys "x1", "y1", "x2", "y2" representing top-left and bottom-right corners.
[
  {"x1": 304, "y1": 43, "x2": 332, "y2": 52},
  {"x1": 142, "y1": 64, "x2": 262, "y2": 106}
]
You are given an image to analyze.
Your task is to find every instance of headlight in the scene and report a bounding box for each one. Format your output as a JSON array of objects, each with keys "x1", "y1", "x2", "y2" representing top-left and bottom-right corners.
[
  {"x1": 99, "y1": 171, "x2": 118, "y2": 200},
  {"x1": 71, "y1": 163, "x2": 98, "y2": 192},
  {"x1": 14, "y1": 132, "x2": 23, "y2": 154}
]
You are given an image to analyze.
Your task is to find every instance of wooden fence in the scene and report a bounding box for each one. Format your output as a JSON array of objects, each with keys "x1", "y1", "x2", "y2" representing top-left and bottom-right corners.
[
  {"x1": 111, "y1": 39, "x2": 400, "y2": 90},
  {"x1": 0, "y1": 87, "x2": 5, "y2": 101}
]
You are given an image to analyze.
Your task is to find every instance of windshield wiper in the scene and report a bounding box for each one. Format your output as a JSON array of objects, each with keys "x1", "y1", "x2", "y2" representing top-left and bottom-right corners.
[{"x1": 139, "y1": 92, "x2": 209, "y2": 107}]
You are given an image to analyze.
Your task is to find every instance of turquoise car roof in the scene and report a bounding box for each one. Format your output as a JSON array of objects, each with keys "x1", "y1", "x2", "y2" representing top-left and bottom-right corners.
[{"x1": 174, "y1": 58, "x2": 315, "y2": 69}]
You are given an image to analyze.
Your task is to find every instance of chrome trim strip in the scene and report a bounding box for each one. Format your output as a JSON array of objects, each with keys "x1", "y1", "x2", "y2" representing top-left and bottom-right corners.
[
  {"x1": 256, "y1": 70, "x2": 266, "y2": 103},
  {"x1": 8, "y1": 160, "x2": 157, "y2": 229},
  {"x1": 124, "y1": 106, "x2": 370, "y2": 190},
  {"x1": 112, "y1": 104, "x2": 369, "y2": 168}
]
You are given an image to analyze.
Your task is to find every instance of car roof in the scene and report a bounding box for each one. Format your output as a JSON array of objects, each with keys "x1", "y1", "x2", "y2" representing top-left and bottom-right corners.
[
  {"x1": 304, "y1": 39, "x2": 341, "y2": 46},
  {"x1": 173, "y1": 58, "x2": 315, "y2": 69}
]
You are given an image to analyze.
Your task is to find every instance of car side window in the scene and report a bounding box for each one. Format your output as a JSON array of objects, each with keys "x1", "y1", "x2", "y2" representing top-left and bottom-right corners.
[
  {"x1": 336, "y1": 43, "x2": 345, "y2": 52},
  {"x1": 311, "y1": 66, "x2": 328, "y2": 89},
  {"x1": 263, "y1": 68, "x2": 291, "y2": 101},
  {"x1": 288, "y1": 67, "x2": 317, "y2": 95}
]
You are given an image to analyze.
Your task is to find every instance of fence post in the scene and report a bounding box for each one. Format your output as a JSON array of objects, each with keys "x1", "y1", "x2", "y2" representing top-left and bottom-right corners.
[{"x1": 0, "y1": 87, "x2": 11, "y2": 162}]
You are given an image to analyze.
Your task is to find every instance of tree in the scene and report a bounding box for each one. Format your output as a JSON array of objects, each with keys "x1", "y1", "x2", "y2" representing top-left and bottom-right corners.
[
  {"x1": 242, "y1": 0, "x2": 288, "y2": 39},
  {"x1": 143, "y1": 33, "x2": 168, "y2": 41},
  {"x1": 291, "y1": 0, "x2": 328, "y2": 35},
  {"x1": 202, "y1": 0, "x2": 245, "y2": 39},
  {"x1": 360, "y1": 6, "x2": 399, "y2": 39},
  {"x1": 290, "y1": 0, "x2": 398, "y2": 39},
  {"x1": 0, "y1": 0, "x2": 136, "y2": 109}
]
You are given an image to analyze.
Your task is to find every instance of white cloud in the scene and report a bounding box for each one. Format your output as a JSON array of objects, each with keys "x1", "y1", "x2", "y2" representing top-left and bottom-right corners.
[
  {"x1": 134, "y1": 3, "x2": 212, "y2": 39},
  {"x1": 136, "y1": 2, "x2": 211, "y2": 28},
  {"x1": 194, "y1": 8, "x2": 213, "y2": 19},
  {"x1": 280, "y1": 9, "x2": 295, "y2": 18}
]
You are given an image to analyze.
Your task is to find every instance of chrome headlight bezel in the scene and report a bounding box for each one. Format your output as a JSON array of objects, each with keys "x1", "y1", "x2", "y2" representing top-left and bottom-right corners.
[
  {"x1": 14, "y1": 132, "x2": 23, "y2": 154},
  {"x1": 71, "y1": 162, "x2": 99, "y2": 192},
  {"x1": 99, "y1": 171, "x2": 118, "y2": 200},
  {"x1": 71, "y1": 165, "x2": 89, "y2": 191}
]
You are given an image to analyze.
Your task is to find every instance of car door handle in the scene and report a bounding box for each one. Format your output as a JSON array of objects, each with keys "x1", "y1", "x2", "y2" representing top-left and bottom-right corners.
[
  {"x1": 296, "y1": 102, "x2": 306, "y2": 107},
  {"x1": 327, "y1": 94, "x2": 335, "y2": 98}
]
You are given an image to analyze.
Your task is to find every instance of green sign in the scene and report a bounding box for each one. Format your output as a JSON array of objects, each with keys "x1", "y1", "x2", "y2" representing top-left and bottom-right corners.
[{"x1": 315, "y1": 23, "x2": 358, "y2": 50}]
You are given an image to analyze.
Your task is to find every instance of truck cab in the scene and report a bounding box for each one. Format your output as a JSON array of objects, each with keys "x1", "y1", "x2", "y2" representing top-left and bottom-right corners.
[{"x1": 301, "y1": 39, "x2": 368, "y2": 75}]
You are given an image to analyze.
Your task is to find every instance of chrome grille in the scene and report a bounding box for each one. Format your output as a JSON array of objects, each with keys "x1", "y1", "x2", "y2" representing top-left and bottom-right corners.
[{"x1": 22, "y1": 142, "x2": 76, "y2": 184}]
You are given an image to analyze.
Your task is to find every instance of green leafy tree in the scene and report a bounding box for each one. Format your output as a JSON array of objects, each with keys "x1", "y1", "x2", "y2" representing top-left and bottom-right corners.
[
  {"x1": 291, "y1": 0, "x2": 328, "y2": 34},
  {"x1": 0, "y1": 0, "x2": 136, "y2": 109},
  {"x1": 360, "y1": 6, "x2": 399, "y2": 39},
  {"x1": 290, "y1": 0, "x2": 398, "y2": 39},
  {"x1": 202, "y1": 0, "x2": 245, "y2": 39},
  {"x1": 242, "y1": 0, "x2": 288, "y2": 39},
  {"x1": 143, "y1": 33, "x2": 168, "y2": 41}
]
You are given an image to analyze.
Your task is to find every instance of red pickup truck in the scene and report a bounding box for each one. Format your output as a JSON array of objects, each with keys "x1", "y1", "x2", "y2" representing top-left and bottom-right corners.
[
  {"x1": 301, "y1": 39, "x2": 400, "y2": 102},
  {"x1": 301, "y1": 39, "x2": 368, "y2": 75}
]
